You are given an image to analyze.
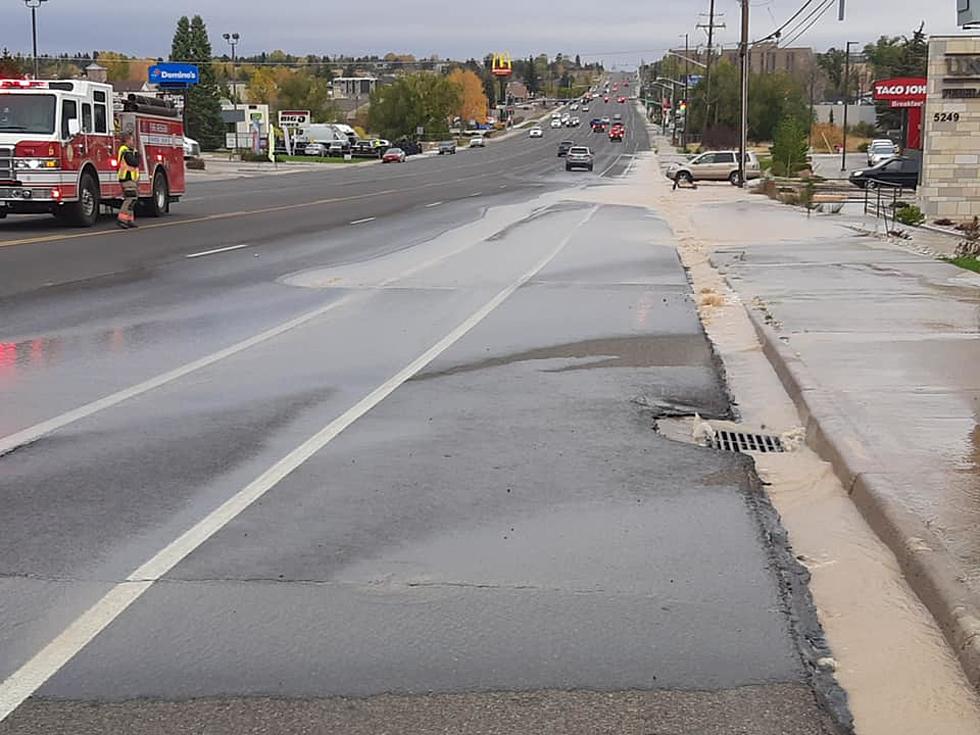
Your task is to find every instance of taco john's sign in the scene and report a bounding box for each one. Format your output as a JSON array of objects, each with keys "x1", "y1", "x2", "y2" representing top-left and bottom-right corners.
[{"x1": 873, "y1": 77, "x2": 927, "y2": 108}]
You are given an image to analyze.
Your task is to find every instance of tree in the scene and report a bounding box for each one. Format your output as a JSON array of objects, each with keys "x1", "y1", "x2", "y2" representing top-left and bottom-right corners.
[
  {"x1": 864, "y1": 24, "x2": 928, "y2": 132},
  {"x1": 771, "y1": 116, "x2": 809, "y2": 177},
  {"x1": 171, "y1": 16, "x2": 225, "y2": 150},
  {"x1": 368, "y1": 73, "x2": 461, "y2": 141},
  {"x1": 95, "y1": 51, "x2": 131, "y2": 81},
  {"x1": 816, "y1": 48, "x2": 846, "y2": 101},
  {"x1": 448, "y1": 68, "x2": 488, "y2": 123},
  {"x1": 524, "y1": 55, "x2": 540, "y2": 94},
  {"x1": 0, "y1": 48, "x2": 24, "y2": 77}
]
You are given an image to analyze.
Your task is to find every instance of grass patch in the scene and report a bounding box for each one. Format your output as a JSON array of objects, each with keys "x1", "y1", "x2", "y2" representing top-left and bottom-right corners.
[{"x1": 945, "y1": 255, "x2": 980, "y2": 273}]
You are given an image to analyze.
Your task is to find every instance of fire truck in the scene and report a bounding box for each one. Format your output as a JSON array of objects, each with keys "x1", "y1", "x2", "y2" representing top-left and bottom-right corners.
[{"x1": 0, "y1": 78, "x2": 185, "y2": 227}]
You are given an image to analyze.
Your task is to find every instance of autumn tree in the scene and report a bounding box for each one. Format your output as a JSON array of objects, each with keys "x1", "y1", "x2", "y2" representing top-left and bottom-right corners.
[
  {"x1": 447, "y1": 68, "x2": 488, "y2": 123},
  {"x1": 368, "y1": 73, "x2": 461, "y2": 141},
  {"x1": 95, "y1": 51, "x2": 131, "y2": 82}
]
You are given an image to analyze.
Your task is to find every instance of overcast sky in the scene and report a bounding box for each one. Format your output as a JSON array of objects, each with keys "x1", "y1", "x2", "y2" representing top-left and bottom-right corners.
[{"x1": 0, "y1": 1, "x2": 960, "y2": 67}]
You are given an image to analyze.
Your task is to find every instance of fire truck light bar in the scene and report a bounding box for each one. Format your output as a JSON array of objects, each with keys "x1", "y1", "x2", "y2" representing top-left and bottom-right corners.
[{"x1": 0, "y1": 79, "x2": 48, "y2": 88}]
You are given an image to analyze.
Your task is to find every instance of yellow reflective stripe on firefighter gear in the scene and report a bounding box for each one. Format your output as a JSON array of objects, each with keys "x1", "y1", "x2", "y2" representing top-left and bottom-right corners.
[{"x1": 117, "y1": 144, "x2": 140, "y2": 182}]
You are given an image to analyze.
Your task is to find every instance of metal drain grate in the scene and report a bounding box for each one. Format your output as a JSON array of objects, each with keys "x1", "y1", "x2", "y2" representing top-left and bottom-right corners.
[{"x1": 710, "y1": 430, "x2": 785, "y2": 454}]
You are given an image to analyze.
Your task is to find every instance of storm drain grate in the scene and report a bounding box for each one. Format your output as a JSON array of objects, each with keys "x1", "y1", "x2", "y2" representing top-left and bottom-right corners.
[{"x1": 710, "y1": 430, "x2": 785, "y2": 454}]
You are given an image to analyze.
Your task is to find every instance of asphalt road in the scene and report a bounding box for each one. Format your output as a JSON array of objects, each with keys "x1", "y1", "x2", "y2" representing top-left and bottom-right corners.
[{"x1": 0, "y1": 78, "x2": 848, "y2": 734}]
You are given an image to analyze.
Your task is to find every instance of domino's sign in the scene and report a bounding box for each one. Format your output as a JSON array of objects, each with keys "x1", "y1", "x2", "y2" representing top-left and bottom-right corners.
[{"x1": 148, "y1": 63, "x2": 200, "y2": 87}]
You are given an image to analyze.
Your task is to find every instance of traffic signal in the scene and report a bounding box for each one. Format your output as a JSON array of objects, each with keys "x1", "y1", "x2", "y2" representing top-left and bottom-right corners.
[{"x1": 679, "y1": 99, "x2": 687, "y2": 113}]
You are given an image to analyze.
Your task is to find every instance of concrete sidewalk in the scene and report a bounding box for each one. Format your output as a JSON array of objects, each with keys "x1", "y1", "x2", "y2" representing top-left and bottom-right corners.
[{"x1": 695, "y1": 190, "x2": 980, "y2": 688}]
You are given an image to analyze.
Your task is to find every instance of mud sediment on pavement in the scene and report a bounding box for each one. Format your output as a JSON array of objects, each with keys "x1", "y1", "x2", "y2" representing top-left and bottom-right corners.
[{"x1": 611, "y1": 148, "x2": 980, "y2": 734}]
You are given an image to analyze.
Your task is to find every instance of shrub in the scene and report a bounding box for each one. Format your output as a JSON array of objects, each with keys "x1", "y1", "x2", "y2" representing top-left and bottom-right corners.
[
  {"x1": 240, "y1": 150, "x2": 270, "y2": 162},
  {"x1": 771, "y1": 117, "x2": 809, "y2": 177},
  {"x1": 934, "y1": 218, "x2": 955, "y2": 227},
  {"x1": 858, "y1": 142, "x2": 869, "y2": 153},
  {"x1": 850, "y1": 121, "x2": 877, "y2": 138},
  {"x1": 185, "y1": 158, "x2": 206, "y2": 171},
  {"x1": 894, "y1": 204, "x2": 925, "y2": 227}
]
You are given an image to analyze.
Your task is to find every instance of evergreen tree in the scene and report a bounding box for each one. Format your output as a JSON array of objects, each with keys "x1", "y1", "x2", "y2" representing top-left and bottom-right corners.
[
  {"x1": 524, "y1": 55, "x2": 539, "y2": 94},
  {"x1": 0, "y1": 48, "x2": 24, "y2": 77},
  {"x1": 171, "y1": 15, "x2": 225, "y2": 150}
]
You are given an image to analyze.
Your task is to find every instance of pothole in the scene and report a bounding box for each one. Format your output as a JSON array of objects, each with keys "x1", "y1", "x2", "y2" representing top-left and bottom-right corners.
[{"x1": 656, "y1": 415, "x2": 803, "y2": 455}]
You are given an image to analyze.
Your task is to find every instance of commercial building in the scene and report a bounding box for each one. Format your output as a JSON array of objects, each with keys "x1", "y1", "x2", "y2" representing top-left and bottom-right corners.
[{"x1": 331, "y1": 77, "x2": 377, "y2": 100}]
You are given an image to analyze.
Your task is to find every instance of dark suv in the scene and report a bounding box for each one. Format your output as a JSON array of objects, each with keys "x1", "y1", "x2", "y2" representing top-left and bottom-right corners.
[{"x1": 557, "y1": 140, "x2": 574, "y2": 157}]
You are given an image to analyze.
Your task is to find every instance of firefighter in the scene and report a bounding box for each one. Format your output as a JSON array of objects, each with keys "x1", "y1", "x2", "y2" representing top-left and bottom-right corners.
[{"x1": 116, "y1": 131, "x2": 140, "y2": 229}]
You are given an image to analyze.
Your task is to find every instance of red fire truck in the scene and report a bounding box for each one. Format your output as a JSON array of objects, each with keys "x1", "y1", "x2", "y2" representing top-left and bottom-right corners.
[{"x1": 0, "y1": 78, "x2": 185, "y2": 227}]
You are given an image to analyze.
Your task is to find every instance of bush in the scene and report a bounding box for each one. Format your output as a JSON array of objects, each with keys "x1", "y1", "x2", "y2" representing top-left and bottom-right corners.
[
  {"x1": 894, "y1": 203, "x2": 925, "y2": 227},
  {"x1": 185, "y1": 158, "x2": 206, "y2": 171},
  {"x1": 240, "y1": 150, "x2": 270, "y2": 162},
  {"x1": 850, "y1": 121, "x2": 877, "y2": 138},
  {"x1": 858, "y1": 142, "x2": 869, "y2": 153}
]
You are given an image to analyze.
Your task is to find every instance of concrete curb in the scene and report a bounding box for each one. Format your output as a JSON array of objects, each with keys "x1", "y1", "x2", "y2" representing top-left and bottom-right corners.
[{"x1": 744, "y1": 307, "x2": 980, "y2": 691}]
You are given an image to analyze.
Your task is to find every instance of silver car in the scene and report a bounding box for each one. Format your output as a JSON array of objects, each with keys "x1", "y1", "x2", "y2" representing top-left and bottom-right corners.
[
  {"x1": 867, "y1": 141, "x2": 897, "y2": 166},
  {"x1": 667, "y1": 150, "x2": 761, "y2": 185},
  {"x1": 565, "y1": 146, "x2": 594, "y2": 172},
  {"x1": 304, "y1": 142, "x2": 329, "y2": 156}
]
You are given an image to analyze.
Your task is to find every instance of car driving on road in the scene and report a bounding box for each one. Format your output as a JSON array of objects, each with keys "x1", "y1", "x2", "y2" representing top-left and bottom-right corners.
[
  {"x1": 382, "y1": 147, "x2": 407, "y2": 163},
  {"x1": 469, "y1": 135, "x2": 486, "y2": 147},
  {"x1": 667, "y1": 150, "x2": 761, "y2": 185},
  {"x1": 529, "y1": 126, "x2": 544, "y2": 138},
  {"x1": 557, "y1": 140, "x2": 574, "y2": 157},
  {"x1": 438, "y1": 140, "x2": 457, "y2": 155},
  {"x1": 849, "y1": 156, "x2": 919, "y2": 190},
  {"x1": 565, "y1": 146, "x2": 594, "y2": 172}
]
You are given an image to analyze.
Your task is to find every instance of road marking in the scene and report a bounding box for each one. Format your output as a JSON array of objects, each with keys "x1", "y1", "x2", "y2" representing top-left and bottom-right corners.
[
  {"x1": 349, "y1": 217, "x2": 376, "y2": 225},
  {"x1": 424, "y1": 201, "x2": 442, "y2": 208},
  {"x1": 184, "y1": 243, "x2": 250, "y2": 259},
  {"x1": 468, "y1": 191, "x2": 482, "y2": 197},
  {"x1": 0, "y1": 205, "x2": 598, "y2": 725}
]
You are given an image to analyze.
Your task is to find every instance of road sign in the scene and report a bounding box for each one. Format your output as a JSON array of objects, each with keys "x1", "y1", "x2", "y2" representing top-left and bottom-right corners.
[
  {"x1": 278, "y1": 110, "x2": 311, "y2": 128},
  {"x1": 148, "y1": 63, "x2": 200, "y2": 88},
  {"x1": 687, "y1": 75, "x2": 703, "y2": 86}
]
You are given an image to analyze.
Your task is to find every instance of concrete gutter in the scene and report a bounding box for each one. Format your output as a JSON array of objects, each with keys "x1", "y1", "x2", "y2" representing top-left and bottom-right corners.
[{"x1": 745, "y1": 308, "x2": 980, "y2": 691}]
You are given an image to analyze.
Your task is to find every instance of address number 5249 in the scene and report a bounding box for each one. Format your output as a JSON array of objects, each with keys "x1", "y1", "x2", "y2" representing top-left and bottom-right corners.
[{"x1": 934, "y1": 112, "x2": 961, "y2": 122}]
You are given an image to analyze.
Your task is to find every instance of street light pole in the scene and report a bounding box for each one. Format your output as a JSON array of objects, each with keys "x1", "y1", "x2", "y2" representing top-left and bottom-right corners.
[
  {"x1": 24, "y1": 0, "x2": 49, "y2": 79},
  {"x1": 738, "y1": 0, "x2": 749, "y2": 187},
  {"x1": 223, "y1": 32, "x2": 240, "y2": 148},
  {"x1": 841, "y1": 41, "x2": 855, "y2": 172}
]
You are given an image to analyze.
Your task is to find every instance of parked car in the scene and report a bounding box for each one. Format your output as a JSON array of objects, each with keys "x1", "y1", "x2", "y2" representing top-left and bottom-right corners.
[
  {"x1": 565, "y1": 146, "x2": 594, "y2": 172},
  {"x1": 183, "y1": 136, "x2": 201, "y2": 160},
  {"x1": 352, "y1": 140, "x2": 380, "y2": 157},
  {"x1": 327, "y1": 140, "x2": 351, "y2": 156},
  {"x1": 438, "y1": 140, "x2": 457, "y2": 155},
  {"x1": 470, "y1": 135, "x2": 486, "y2": 147},
  {"x1": 867, "y1": 140, "x2": 897, "y2": 166},
  {"x1": 557, "y1": 140, "x2": 574, "y2": 157},
  {"x1": 529, "y1": 126, "x2": 544, "y2": 138},
  {"x1": 666, "y1": 150, "x2": 761, "y2": 185},
  {"x1": 304, "y1": 142, "x2": 329, "y2": 157},
  {"x1": 394, "y1": 139, "x2": 422, "y2": 156},
  {"x1": 849, "y1": 156, "x2": 919, "y2": 190},
  {"x1": 382, "y1": 147, "x2": 407, "y2": 163}
]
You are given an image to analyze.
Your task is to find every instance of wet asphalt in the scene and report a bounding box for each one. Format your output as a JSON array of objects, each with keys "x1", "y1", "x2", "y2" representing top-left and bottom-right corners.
[{"x1": 0, "y1": 79, "x2": 846, "y2": 734}]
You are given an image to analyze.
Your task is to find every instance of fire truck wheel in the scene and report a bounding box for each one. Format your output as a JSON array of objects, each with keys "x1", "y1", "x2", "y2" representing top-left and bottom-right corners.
[
  {"x1": 69, "y1": 172, "x2": 101, "y2": 227},
  {"x1": 148, "y1": 170, "x2": 170, "y2": 217}
]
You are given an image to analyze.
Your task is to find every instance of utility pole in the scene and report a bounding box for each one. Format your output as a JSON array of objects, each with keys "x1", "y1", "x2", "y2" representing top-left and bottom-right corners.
[
  {"x1": 682, "y1": 33, "x2": 689, "y2": 150},
  {"x1": 697, "y1": 0, "x2": 725, "y2": 138},
  {"x1": 841, "y1": 40, "x2": 855, "y2": 172},
  {"x1": 738, "y1": 0, "x2": 749, "y2": 187}
]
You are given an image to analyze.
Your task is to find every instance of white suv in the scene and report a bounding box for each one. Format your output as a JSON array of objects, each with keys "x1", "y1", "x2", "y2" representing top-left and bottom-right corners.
[{"x1": 667, "y1": 150, "x2": 761, "y2": 185}]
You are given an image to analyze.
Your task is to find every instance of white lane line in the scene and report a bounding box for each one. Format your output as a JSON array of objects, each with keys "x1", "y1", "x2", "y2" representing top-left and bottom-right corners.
[
  {"x1": 468, "y1": 191, "x2": 482, "y2": 197},
  {"x1": 424, "y1": 201, "x2": 443, "y2": 208},
  {"x1": 184, "y1": 243, "x2": 250, "y2": 259},
  {"x1": 349, "y1": 217, "x2": 376, "y2": 225},
  {"x1": 0, "y1": 205, "x2": 599, "y2": 724}
]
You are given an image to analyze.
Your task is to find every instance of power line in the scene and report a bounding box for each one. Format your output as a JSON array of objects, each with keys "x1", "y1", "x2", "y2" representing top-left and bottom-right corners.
[
  {"x1": 782, "y1": 0, "x2": 837, "y2": 47},
  {"x1": 753, "y1": 0, "x2": 817, "y2": 44}
]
